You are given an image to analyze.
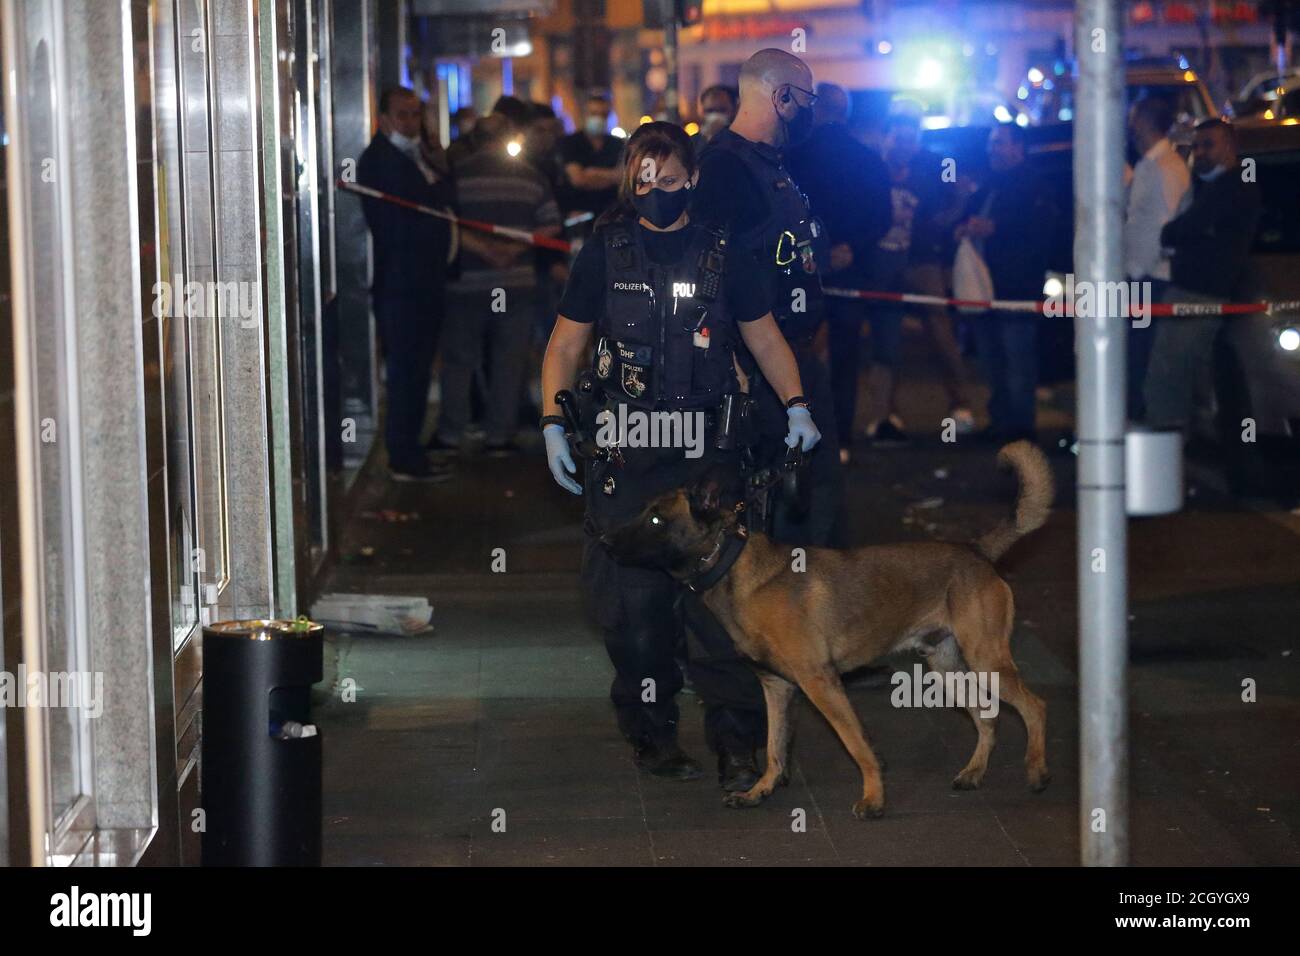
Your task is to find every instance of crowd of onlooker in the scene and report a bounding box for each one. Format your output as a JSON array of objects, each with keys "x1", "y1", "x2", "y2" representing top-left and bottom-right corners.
[
  {"x1": 356, "y1": 81, "x2": 1264, "y2": 481},
  {"x1": 358, "y1": 87, "x2": 632, "y2": 479}
]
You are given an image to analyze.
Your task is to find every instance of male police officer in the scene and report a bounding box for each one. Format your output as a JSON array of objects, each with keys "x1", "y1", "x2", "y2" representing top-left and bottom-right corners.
[
  {"x1": 678, "y1": 49, "x2": 844, "y2": 791},
  {"x1": 691, "y1": 48, "x2": 843, "y2": 548}
]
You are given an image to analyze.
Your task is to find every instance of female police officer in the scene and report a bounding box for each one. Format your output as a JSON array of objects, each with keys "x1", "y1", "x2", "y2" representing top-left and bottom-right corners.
[{"x1": 539, "y1": 122, "x2": 821, "y2": 786}]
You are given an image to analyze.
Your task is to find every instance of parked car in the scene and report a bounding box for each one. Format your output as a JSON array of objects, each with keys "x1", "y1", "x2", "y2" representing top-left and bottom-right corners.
[
  {"x1": 1230, "y1": 79, "x2": 1300, "y2": 123},
  {"x1": 1019, "y1": 63, "x2": 1218, "y2": 146},
  {"x1": 1228, "y1": 68, "x2": 1300, "y2": 118}
]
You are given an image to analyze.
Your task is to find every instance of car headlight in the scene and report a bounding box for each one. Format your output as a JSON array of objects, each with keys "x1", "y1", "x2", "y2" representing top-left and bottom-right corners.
[{"x1": 1277, "y1": 326, "x2": 1300, "y2": 353}]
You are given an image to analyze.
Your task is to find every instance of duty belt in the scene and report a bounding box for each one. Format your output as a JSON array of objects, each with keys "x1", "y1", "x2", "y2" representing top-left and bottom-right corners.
[{"x1": 555, "y1": 374, "x2": 745, "y2": 462}]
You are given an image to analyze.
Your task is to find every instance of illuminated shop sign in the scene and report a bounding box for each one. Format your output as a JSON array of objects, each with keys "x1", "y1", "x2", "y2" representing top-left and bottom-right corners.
[
  {"x1": 700, "y1": 16, "x2": 812, "y2": 42},
  {"x1": 1129, "y1": 1, "x2": 1259, "y2": 26},
  {"x1": 701, "y1": 0, "x2": 856, "y2": 14}
]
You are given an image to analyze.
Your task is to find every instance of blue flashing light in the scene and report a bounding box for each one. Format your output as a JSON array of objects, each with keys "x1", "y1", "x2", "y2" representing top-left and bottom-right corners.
[{"x1": 916, "y1": 57, "x2": 945, "y2": 89}]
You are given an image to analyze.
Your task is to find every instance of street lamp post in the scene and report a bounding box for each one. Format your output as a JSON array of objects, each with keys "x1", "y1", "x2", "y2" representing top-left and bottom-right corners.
[
  {"x1": 1074, "y1": 0, "x2": 1129, "y2": 867},
  {"x1": 662, "y1": 0, "x2": 680, "y2": 123}
]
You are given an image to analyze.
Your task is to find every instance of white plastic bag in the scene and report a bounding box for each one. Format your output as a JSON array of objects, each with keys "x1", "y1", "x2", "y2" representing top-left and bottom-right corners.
[
  {"x1": 952, "y1": 236, "x2": 994, "y2": 314},
  {"x1": 310, "y1": 593, "x2": 434, "y2": 636}
]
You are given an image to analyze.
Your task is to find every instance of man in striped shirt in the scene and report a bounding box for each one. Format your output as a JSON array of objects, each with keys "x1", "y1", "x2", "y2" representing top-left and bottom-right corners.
[{"x1": 433, "y1": 112, "x2": 562, "y2": 455}]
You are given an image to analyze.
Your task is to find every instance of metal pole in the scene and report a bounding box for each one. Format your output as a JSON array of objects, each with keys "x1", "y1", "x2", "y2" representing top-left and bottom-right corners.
[
  {"x1": 662, "y1": 0, "x2": 680, "y2": 123},
  {"x1": 1275, "y1": 1, "x2": 1289, "y2": 75},
  {"x1": 1074, "y1": 0, "x2": 1128, "y2": 866}
]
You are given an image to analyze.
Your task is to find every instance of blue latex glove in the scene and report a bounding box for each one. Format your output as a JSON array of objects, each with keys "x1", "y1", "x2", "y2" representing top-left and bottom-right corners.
[
  {"x1": 543, "y1": 424, "x2": 583, "y2": 495},
  {"x1": 785, "y1": 405, "x2": 821, "y2": 452}
]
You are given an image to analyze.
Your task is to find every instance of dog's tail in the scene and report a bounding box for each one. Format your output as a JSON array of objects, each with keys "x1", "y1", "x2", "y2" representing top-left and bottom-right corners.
[{"x1": 974, "y1": 441, "x2": 1054, "y2": 563}]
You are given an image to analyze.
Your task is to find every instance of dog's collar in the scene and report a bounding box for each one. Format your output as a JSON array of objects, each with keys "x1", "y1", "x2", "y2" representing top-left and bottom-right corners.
[{"x1": 685, "y1": 523, "x2": 748, "y2": 594}]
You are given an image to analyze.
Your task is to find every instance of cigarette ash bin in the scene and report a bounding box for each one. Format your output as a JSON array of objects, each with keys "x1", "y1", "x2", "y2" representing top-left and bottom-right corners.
[{"x1": 201, "y1": 618, "x2": 323, "y2": 866}]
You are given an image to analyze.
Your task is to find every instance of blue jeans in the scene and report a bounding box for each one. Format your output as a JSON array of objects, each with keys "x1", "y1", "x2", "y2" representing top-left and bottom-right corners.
[
  {"x1": 973, "y1": 310, "x2": 1039, "y2": 437},
  {"x1": 1127, "y1": 277, "x2": 1168, "y2": 422},
  {"x1": 1143, "y1": 284, "x2": 1223, "y2": 432}
]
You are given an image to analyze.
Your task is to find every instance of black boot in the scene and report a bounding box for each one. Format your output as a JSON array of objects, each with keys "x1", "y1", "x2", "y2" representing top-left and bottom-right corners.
[
  {"x1": 633, "y1": 740, "x2": 703, "y2": 781},
  {"x1": 718, "y1": 749, "x2": 760, "y2": 792}
]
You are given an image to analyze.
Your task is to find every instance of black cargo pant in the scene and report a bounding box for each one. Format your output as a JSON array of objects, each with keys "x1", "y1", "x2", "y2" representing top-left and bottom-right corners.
[{"x1": 580, "y1": 430, "x2": 765, "y2": 755}]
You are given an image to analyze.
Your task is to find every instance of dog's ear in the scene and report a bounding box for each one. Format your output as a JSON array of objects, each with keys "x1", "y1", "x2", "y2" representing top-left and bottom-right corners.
[{"x1": 687, "y1": 466, "x2": 737, "y2": 521}]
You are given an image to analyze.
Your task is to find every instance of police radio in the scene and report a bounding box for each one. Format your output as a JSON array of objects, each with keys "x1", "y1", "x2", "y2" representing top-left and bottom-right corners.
[{"x1": 694, "y1": 229, "x2": 727, "y2": 303}]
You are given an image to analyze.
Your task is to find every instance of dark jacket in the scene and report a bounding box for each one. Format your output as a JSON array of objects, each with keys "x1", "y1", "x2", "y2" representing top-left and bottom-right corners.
[
  {"x1": 965, "y1": 164, "x2": 1056, "y2": 301},
  {"x1": 894, "y1": 148, "x2": 954, "y2": 267},
  {"x1": 356, "y1": 133, "x2": 454, "y2": 299},
  {"x1": 786, "y1": 122, "x2": 892, "y2": 285},
  {"x1": 1160, "y1": 169, "x2": 1262, "y2": 299}
]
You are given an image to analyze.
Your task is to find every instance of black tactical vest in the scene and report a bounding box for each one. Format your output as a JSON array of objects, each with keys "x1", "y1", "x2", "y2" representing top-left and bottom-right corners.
[
  {"x1": 701, "y1": 129, "x2": 826, "y2": 342},
  {"x1": 594, "y1": 221, "x2": 739, "y2": 411}
]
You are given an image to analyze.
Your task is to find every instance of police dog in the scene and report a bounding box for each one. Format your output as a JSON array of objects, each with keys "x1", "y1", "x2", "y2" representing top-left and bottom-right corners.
[{"x1": 600, "y1": 441, "x2": 1053, "y2": 819}]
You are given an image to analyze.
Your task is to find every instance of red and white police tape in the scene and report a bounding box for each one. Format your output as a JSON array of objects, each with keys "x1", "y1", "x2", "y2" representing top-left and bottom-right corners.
[
  {"x1": 338, "y1": 183, "x2": 1298, "y2": 319},
  {"x1": 337, "y1": 180, "x2": 573, "y2": 253},
  {"x1": 822, "y1": 286, "x2": 1300, "y2": 318}
]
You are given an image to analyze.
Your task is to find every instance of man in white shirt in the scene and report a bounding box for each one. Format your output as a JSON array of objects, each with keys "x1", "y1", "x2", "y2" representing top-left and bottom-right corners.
[{"x1": 1123, "y1": 96, "x2": 1190, "y2": 420}]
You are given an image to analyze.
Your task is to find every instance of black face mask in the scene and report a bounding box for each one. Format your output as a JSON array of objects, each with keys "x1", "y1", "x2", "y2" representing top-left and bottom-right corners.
[
  {"x1": 633, "y1": 185, "x2": 691, "y2": 229},
  {"x1": 782, "y1": 101, "x2": 815, "y2": 147}
]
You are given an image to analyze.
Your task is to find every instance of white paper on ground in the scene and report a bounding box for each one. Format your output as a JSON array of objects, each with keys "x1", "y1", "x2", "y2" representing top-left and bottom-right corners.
[{"x1": 310, "y1": 593, "x2": 434, "y2": 636}]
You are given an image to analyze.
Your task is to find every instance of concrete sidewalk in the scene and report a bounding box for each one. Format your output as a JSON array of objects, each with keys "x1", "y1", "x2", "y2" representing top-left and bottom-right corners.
[
  {"x1": 315, "y1": 449, "x2": 1299, "y2": 865},
  {"x1": 314, "y1": 340, "x2": 1300, "y2": 866}
]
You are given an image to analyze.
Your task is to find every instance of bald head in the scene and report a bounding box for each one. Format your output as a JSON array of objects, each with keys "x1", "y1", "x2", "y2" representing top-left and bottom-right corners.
[
  {"x1": 813, "y1": 82, "x2": 849, "y2": 127},
  {"x1": 739, "y1": 48, "x2": 813, "y2": 99},
  {"x1": 731, "y1": 48, "x2": 816, "y2": 147}
]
